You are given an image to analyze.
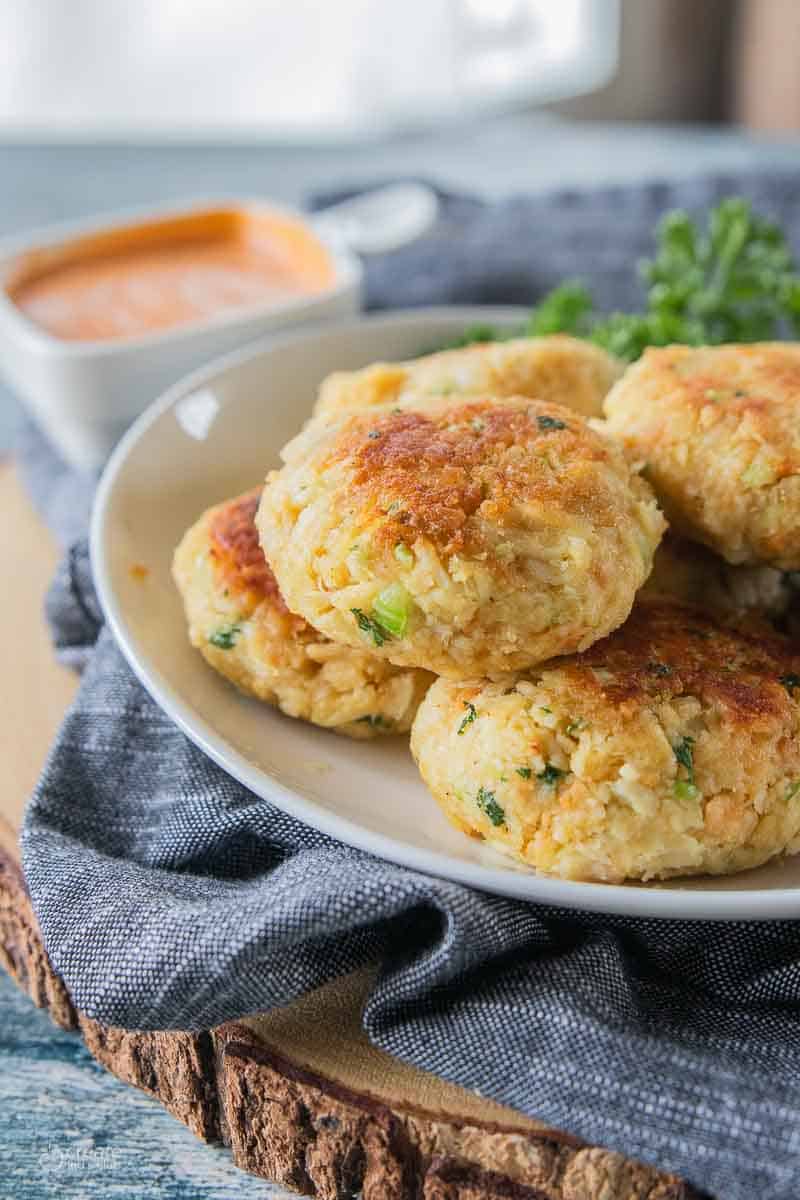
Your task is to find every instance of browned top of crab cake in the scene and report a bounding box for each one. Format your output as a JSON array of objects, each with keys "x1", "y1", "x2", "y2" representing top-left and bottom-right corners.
[
  {"x1": 561, "y1": 598, "x2": 800, "y2": 727},
  {"x1": 208, "y1": 487, "x2": 293, "y2": 616}
]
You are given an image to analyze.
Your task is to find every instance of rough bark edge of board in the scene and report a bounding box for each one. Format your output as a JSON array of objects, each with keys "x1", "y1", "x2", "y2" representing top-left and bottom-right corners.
[{"x1": 0, "y1": 847, "x2": 703, "y2": 1200}]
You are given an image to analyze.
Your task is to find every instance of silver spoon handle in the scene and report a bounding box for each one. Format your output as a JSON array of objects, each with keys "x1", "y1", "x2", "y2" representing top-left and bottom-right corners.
[{"x1": 313, "y1": 183, "x2": 439, "y2": 255}]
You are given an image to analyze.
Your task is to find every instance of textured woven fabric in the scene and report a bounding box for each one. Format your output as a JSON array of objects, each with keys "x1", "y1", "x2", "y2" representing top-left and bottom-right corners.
[{"x1": 20, "y1": 172, "x2": 800, "y2": 1200}]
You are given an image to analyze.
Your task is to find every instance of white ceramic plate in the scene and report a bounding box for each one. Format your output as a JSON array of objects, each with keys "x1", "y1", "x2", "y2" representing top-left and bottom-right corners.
[{"x1": 92, "y1": 308, "x2": 800, "y2": 920}]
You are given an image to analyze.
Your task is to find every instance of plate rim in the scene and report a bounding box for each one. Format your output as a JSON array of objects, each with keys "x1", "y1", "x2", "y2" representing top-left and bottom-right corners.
[{"x1": 91, "y1": 307, "x2": 800, "y2": 921}]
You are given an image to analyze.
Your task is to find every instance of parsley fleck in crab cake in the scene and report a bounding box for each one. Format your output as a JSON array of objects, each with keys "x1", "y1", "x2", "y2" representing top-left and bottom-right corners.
[
  {"x1": 257, "y1": 396, "x2": 665, "y2": 679},
  {"x1": 604, "y1": 343, "x2": 800, "y2": 569},
  {"x1": 411, "y1": 600, "x2": 800, "y2": 883},
  {"x1": 172, "y1": 489, "x2": 432, "y2": 738},
  {"x1": 314, "y1": 336, "x2": 622, "y2": 420},
  {"x1": 641, "y1": 533, "x2": 792, "y2": 626}
]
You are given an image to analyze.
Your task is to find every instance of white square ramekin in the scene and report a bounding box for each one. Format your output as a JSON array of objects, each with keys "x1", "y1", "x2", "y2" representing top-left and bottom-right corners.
[{"x1": 0, "y1": 199, "x2": 363, "y2": 470}]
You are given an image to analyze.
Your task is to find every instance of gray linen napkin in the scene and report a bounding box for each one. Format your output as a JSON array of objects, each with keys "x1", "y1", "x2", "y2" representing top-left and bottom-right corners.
[{"x1": 19, "y1": 173, "x2": 800, "y2": 1200}]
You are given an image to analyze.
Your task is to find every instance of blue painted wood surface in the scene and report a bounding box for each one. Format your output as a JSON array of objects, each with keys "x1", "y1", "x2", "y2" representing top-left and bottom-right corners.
[{"x1": 0, "y1": 972, "x2": 294, "y2": 1199}]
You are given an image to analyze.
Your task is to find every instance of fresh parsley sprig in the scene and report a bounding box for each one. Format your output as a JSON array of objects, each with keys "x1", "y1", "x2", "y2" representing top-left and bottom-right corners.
[{"x1": 447, "y1": 199, "x2": 800, "y2": 361}]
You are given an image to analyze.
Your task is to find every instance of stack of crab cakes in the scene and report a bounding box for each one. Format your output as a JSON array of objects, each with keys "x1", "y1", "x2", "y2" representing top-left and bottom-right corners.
[
  {"x1": 411, "y1": 342, "x2": 800, "y2": 883},
  {"x1": 175, "y1": 334, "x2": 800, "y2": 887}
]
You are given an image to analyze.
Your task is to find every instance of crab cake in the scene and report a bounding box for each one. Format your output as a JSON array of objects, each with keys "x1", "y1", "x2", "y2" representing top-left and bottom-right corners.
[
  {"x1": 604, "y1": 343, "x2": 800, "y2": 569},
  {"x1": 173, "y1": 489, "x2": 432, "y2": 738},
  {"x1": 314, "y1": 336, "x2": 622, "y2": 420},
  {"x1": 411, "y1": 600, "x2": 800, "y2": 883},
  {"x1": 257, "y1": 396, "x2": 665, "y2": 679},
  {"x1": 641, "y1": 533, "x2": 792, "y2": 626}
]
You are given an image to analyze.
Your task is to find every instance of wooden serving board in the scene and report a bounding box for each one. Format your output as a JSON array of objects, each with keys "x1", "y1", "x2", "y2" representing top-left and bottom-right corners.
[{"x1": 0, "y1": 459, "x2": 699, "y2": 1200}]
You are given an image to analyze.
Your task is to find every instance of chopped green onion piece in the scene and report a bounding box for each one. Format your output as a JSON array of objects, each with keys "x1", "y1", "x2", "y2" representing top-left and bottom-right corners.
[
  {"x1": 457, "y1": 702, "x2": 477, "y2": 735},
  {"x1": 394, "y1": 542, "x2": 414, "y2": 567},
  {"x1": 674, "y1": 736, "x2": 695, "y2": 780},
  {"x1": 351, "y1": 608, "x2": 387, "y2": 647},
  {"x1": 537, "y1": 763, "x2": 566, "y2": 786},
  {"x1": 476, "y1": 786, "x2": 506, "y2": 827},
  {"x1": 516, "y1": 767, "x2": 532, "y2": 779},
  {"x1": 209, "y1": 623, "x2": 241, "y2": 650},
  {"x1": 372, "y1": 582, "x2": 410, "y2": 638},
  {"x1": 537, "y1": 415, "x2": 567, "y2": 432},
  {"x1": 786, "y1": 780, "x2": 800, "y2": 801},
  {"x1": 673, "y1": 735, "x2": 699, "y2": 799}
]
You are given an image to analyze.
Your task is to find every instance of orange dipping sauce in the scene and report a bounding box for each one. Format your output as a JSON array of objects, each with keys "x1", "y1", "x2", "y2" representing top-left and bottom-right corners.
[{"x1": 7, "y1": 207, "x2": 335, "y2": 342}]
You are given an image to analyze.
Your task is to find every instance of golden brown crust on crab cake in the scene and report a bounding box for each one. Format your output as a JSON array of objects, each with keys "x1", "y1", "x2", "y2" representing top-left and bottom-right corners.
[
  {"x1": 410, "y1": 599, "x2": 800, "y2": 883},
  {"x1": 172, "y1": 488, "x2": 433, "y2": 738},
  {"x1": 258, "y1": 397, "x2": 665, "y2": 679},
  {"x1": 604, "y1": 343, "x2": 800, "y2": 569},
  {"x1": 641, "y1": 533, "x2": 792, "y2": 627},
  {"x1": 314, "y1": 335, "x2": 623, "y2": 420}
]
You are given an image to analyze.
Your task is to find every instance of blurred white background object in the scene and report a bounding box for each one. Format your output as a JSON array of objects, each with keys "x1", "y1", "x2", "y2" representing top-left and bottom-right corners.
[{"x1": 0, "y1": 0, "x2": 619, "y2": 139}]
